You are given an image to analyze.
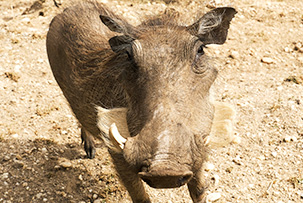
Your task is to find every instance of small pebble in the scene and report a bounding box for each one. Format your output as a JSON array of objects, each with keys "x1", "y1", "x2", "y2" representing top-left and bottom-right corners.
[
  {"x1": 261, "y1": 57, "x2": 275, "y2": 64},
  {"x1": 204, "y1": 162, "x2": 215, "y2": 171},
  {"x1": 284, "y1": 136, "x2": 291, "y2": 142},
  {"x1": 283, "y1": 136, "x2": 297, "y2": 142},
  {"x1": 284, "y1": 47, "x2": 292, "y2": 53},
  {"x1": 229, "y1": 50, "x2": 239, "y2": 59},
  {"x1": 93, "y1": 194, "x2": 98, "y2": 199},
  {"x1": 41, "y1": 148, "x2": 47, "y2": 153},
  {"x1": 93, "y1": 199, "x2": 102, "y2": 203},
  {"x1": 37, "y1": 58, "x2": 44, "y2": 63},
  {"x1": 273, "y1": 191, "x2": 280, "y2": 196},
  {"x1": 57, "y1": 191, "x2": 67, "y2": 197},
  {"x1": 295, "y1": 42, "x2": 302, "y2": 49},
  {"x1": 1, "y1": 173, "x2": 9, "y2": 179},
  {"x1": 258, "y1": 154, "x2": 266, "y2": 160},
  {"x1": 15, "y1": 154, "x2": 22, "y2": 160},
  {"x1": 59, "y1": 161, "x2": 72, "y2": 168},
  {"x1": 3, "y1": 155, "x2": 10, "y2": 161},
  {"x1": 12, "y1": 134, "x2": 19, "y2": 138},
  {"x1": 78, "y1": 174, "x2": 83, "y2": 181},
  {"x1": 13, "y1": 159, "x2": 24, "y2": 168},
  {"x1": 206, "y1": 192, "x2": 221, "y2": 202},
  {"x1": 232, "y1": 156, "x2": 242, "y2": 165},
  {"x1": 61, "y1": 130, "x2": 68, "y2": 135},
  {"x1": 232, "y1": 136, "x2": 241, "y2": 144},
  {"x1": 211, "y1": 174, "x2": 220, "y2": 186},
  {"x1": 225, "y1": 167, "x2": 233, "y2": 173},
  {"x1": 21, "y1": 17, "x2": 31, "y2": 22},
  {"x1": 54, "y1": 165, "x2": 60, "y2": 169},
  {"x1": 36, "y1": 193, "x2": 43, "y2": 199}
]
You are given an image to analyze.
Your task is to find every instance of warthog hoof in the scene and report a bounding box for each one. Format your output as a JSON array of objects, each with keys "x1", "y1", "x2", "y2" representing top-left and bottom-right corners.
[{"x1": 81, "y1": 128, "x2": 96, "y2": 159}]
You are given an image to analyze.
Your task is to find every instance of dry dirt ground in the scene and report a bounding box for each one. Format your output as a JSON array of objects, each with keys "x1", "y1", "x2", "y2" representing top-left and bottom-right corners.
[{"x1": 1, "y1": 0, "x2": 303, "y2": 202}]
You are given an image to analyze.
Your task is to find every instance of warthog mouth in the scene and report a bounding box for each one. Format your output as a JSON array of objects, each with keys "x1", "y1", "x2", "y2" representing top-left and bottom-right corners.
[
  {"x1": 138, "y1": 170, "x2": 193, "y2": 188},
  {"x1": 107, "y1": 122, "x2": 194, "y2": 188}
]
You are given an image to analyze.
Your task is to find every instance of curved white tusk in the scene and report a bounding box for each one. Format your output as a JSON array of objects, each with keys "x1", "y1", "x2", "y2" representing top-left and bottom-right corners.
[{"x1": 109, "y1": 123, "x2": 127, "y2": 150}]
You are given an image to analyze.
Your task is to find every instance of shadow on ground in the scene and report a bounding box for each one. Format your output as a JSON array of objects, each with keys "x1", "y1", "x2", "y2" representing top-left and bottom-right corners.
[{"x1": 0, "y1": 138, "x2": 126, "y2": 202}]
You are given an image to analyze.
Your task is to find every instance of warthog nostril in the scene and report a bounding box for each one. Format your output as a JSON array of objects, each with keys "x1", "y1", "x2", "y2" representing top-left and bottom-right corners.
[
  {"x1": 138, "y1": 170, "x2": 193, "y2": 188},
  {"x1": 178, "y1": 173, "x2": 193, "y2": 187}
]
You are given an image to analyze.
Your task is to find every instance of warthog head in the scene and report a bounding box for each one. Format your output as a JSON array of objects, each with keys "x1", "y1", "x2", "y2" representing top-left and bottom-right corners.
[{"x1": 97, "y1": 7, "x2": 237, "y2": 189}]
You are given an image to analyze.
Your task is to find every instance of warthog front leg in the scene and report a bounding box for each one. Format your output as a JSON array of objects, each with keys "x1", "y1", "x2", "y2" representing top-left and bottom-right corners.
[
  {"x1": 110, "y1": 151, "x2": 151, "y2": 203},
  {"x1": 187, "y1": 170, "x2": 208, "y2": 203},
  {"x1": 81, "y1": 128, "x2": 96, "y2": 159}
]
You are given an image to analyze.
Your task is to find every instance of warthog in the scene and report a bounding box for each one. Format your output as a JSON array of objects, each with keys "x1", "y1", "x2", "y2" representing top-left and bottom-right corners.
[{"x1": 46, "y1": 1, "x2": 236, "y2": 202}]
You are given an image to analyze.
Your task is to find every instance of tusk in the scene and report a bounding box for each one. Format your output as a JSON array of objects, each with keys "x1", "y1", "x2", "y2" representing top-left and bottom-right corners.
[{"x1": 109, "y1": 123, "x2": 127, "y2": 150}]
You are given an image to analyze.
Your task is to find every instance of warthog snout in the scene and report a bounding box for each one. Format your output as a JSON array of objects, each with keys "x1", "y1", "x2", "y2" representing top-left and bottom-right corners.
[{"x1": 139, "y1": 164, "x2": 193, "y2": 188}]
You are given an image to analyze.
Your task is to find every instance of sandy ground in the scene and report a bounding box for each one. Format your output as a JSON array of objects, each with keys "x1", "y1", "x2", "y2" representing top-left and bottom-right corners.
[{"x1": 0, "y1": 0, "x2": 303, "y2": 202}]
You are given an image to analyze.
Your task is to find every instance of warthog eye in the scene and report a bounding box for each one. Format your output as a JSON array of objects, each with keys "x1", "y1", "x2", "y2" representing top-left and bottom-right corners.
[
  {"x1": 192, "y1": 44, "x2": 207, "y2": 74},
  {"x1": 196, "y1": 45, "x2": 205, "y2": 57}
]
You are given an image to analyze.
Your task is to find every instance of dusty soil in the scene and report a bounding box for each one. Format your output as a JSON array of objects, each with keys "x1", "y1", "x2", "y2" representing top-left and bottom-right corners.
[{"x1": 1, "y1": 0, "x2": 303, "y2": 202}]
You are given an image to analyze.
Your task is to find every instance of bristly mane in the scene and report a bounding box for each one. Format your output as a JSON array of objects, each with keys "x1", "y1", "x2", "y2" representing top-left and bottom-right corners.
[{"x1": 139, "y1": 8, "x2": 181, "y2": 27}]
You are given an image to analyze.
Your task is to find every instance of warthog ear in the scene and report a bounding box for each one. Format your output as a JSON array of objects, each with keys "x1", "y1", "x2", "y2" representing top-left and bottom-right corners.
[
  {"x1": 100, "y1": 15, "x2": 125, "y2": 33},
  {"x1": 108, "y1": 35, "x2": 134, "y2": 53},
  {"x1": 100, "y1": 14, "x2": 137, "y2": 36},
  {"x1": 99, "y1": 15, "x2": 136, "y2": 53},
  {"x1": 187, "y1": 7, "x2": 237, "y2": 45}
]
